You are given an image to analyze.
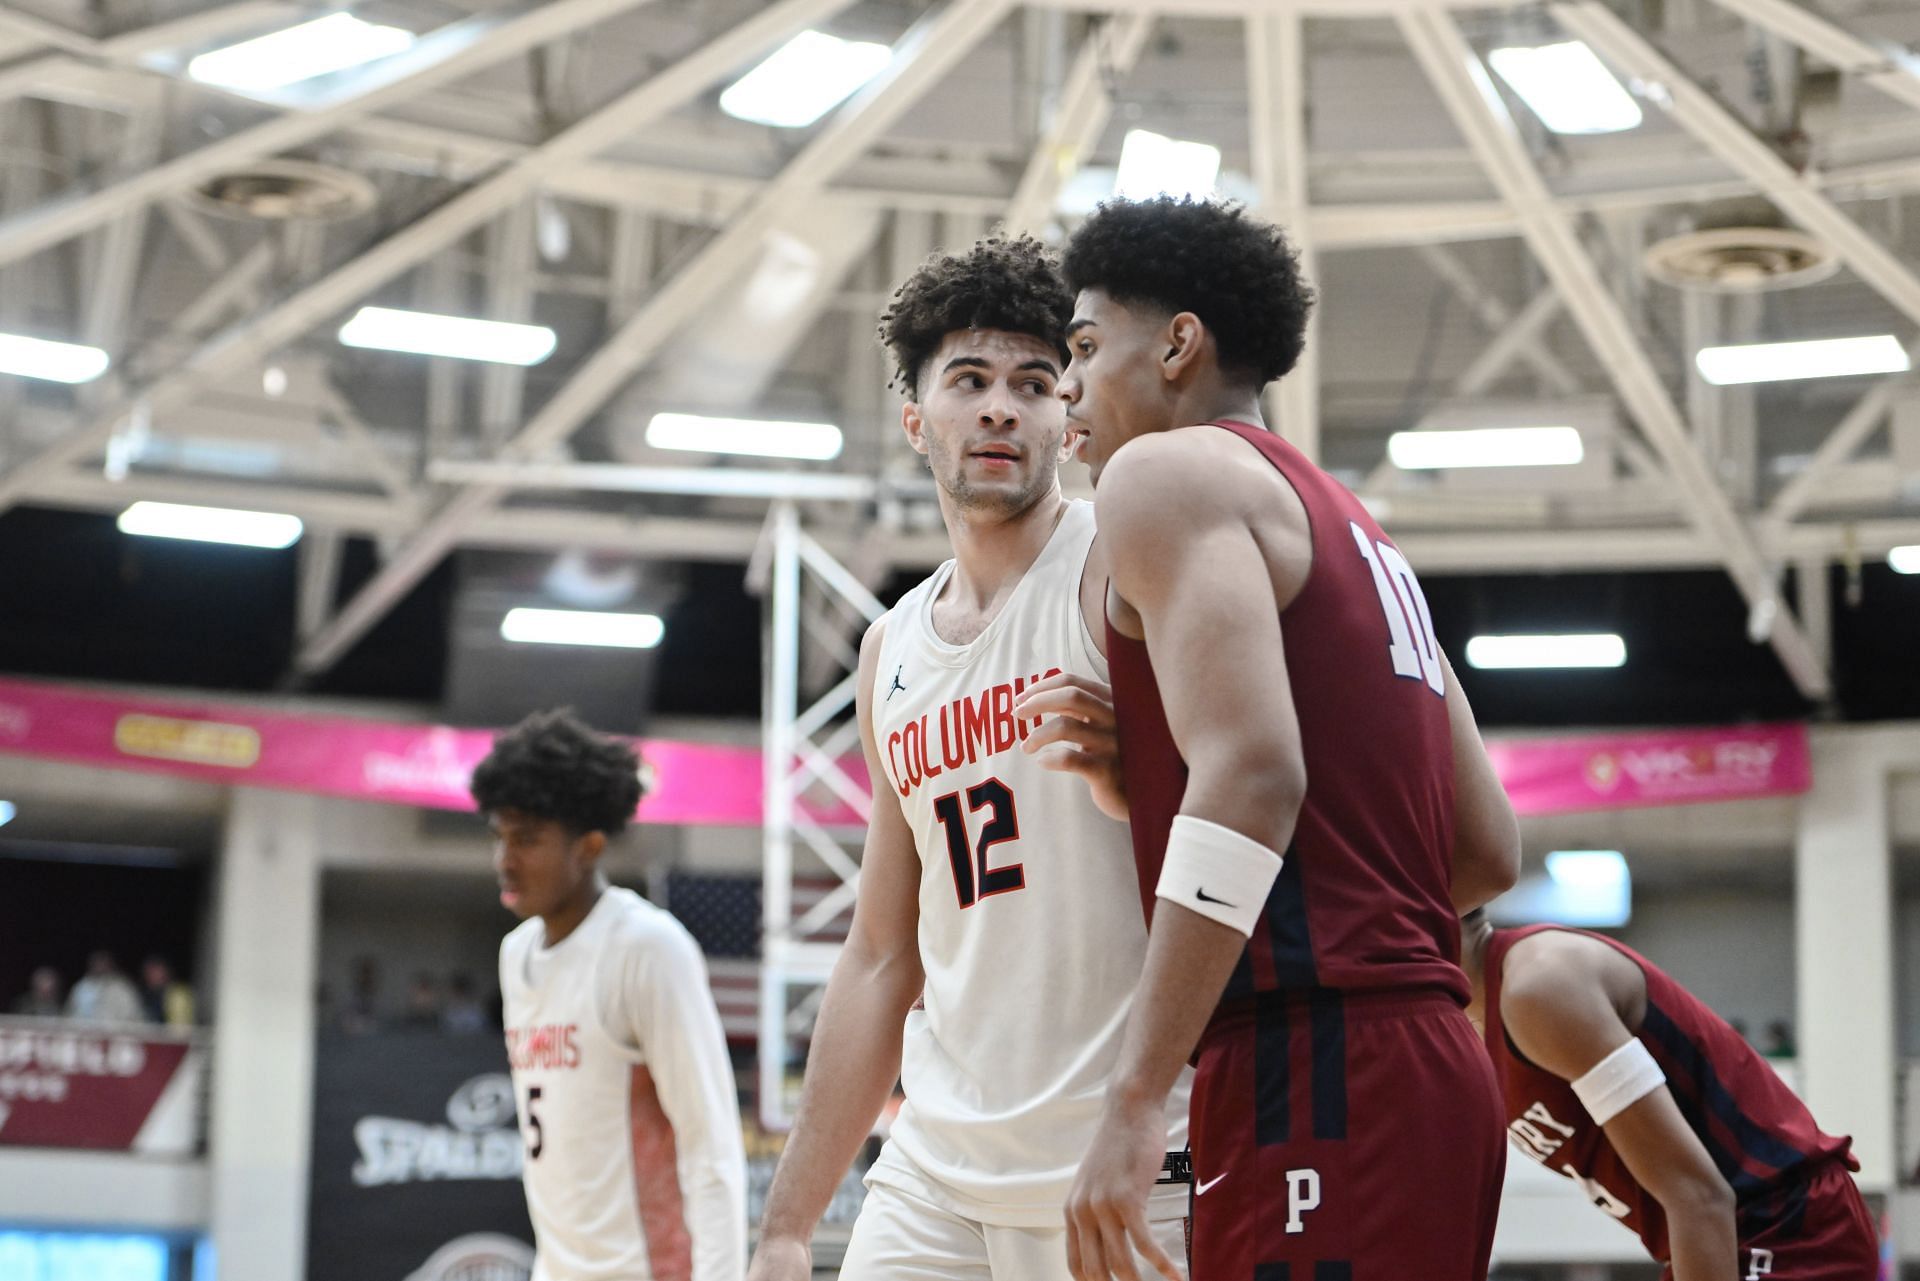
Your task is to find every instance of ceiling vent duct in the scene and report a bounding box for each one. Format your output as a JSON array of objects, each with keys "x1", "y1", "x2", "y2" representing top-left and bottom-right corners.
[
  {"x1": 1643, "y1": 225, "x2": 1839, "y2": 293},
  {"x1": 190, "y1": 159, "x2": 377, "y2": 221}
]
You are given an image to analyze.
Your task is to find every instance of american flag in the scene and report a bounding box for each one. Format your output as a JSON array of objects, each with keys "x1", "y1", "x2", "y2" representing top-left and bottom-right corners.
[{"x1": 666, "y1": 872, "x2": 854, "y2": 1043}]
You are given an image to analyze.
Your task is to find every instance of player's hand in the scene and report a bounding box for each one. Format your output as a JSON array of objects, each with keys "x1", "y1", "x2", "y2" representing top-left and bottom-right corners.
[
  {"x1": 745, "y1": 1233, "x2": 811, "y2": 1281},
  {"x1": 1065, "y1": 1096, "x2": 1181, "y2": 1281},
  {"x1": 1014, "y1": 672, "x2": 1129, "y2": 822}
]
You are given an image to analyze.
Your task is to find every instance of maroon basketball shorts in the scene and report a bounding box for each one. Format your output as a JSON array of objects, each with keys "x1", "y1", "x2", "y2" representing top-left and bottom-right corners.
[
  {"x1": 1671, "y1": 1159, "x2": 1881, "y2": 1281},
  {"x1": 1187, "y1": 990, "x2": 1504, "y2": 1281}
]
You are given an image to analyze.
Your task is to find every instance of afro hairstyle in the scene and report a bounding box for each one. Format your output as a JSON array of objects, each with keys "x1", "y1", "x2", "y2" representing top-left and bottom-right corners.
[
  {"x1": 878, "y1": 234, "x2": 1074, "y2": 397},
  {"x1": 1062, "y1": 196, "x2": 1315, "y2": 388},
  {"x1": 470, "y1": 708, "x2": 644, "y2": 836}
]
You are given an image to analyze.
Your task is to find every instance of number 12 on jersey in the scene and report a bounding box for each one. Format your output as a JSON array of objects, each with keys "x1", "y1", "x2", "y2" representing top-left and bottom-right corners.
[
  {"x1": 931, "y1": 779, "x2": 1025, "y2": 908},
  {"x1": 1350, "y1": 520, "x2": 1446, "y2": 697}
]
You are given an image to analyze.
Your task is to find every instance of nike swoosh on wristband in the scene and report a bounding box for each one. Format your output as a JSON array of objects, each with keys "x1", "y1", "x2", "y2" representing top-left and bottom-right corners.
[
  {"x1": 1195, "y1": 887, "x2": 1237, "y2": 908},
  {"x1": 1196, "y1": 1173, "x2": 1228, "y2": 1196}
]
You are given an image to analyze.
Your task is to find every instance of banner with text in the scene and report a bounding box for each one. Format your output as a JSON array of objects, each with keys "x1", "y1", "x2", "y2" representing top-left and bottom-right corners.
[
  {"x1": 0, "y1": 677, "x2": 1810, "y2": 822},
  {"x1": 0, "y1": 1018, "x2": 203, "y2": 1154}
]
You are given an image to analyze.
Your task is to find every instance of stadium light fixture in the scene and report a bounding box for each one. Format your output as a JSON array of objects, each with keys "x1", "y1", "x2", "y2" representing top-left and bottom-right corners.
[
  {"x1": 117, "y1": 502, "x2": 303, "y2": 549},
  {"x1": 338, "y1": 307, "x2": 557, "y2": 366},
  {"x1": 1114, "y1": 129, "x2": 1222, "y2": 201},
  {"x1": 0, "y1": 332, "x2": 109, "y2": 384},
  {"x1": 1488, "y1": 41, "x2": 1642, "y2": 134},
  {"x1": 719, "y1": 30, "x2": 891, "y2": 128},
  {"x1": 1465, "y1": 633, "x2": 1626, "y2": 670},
  {"x1": 501, "y1": 608, "x2": 665, "y2": 649},
  {"x1": 1695, "y1": 335, "x2": 1909, "y2": 386},
  {"x1": 1387, "y1": 425, "x2": 1584, "y2": 470},
  {"x1": 187, "y1": 13, "x2": 415, "y2": 93},
  {"x1": 645, "y1": 413, "x2": 844, "y2": 461}
]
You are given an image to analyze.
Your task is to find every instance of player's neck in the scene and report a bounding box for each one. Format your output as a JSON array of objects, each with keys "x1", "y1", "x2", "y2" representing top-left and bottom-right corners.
[
  {"x1": 940, "y1": 487, "x2": 1068, "y2": 616},
  {"x1": 1173, "y1": 377, "x2": 1266, "y2": 434},
  {"x1": 541, "y1": 879, "x2": 607, "y2": 947}
]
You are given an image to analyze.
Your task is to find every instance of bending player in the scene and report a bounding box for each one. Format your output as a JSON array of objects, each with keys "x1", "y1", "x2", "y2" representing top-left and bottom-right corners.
[
  {"x1": 1463, "y1": 909, "x2": 1877, "y2": 1280},
  {"x1": 747, "y1": 237, "x2": 1191, "y2": 1281},
  {"x1": 474, "y1": 710, "x2": 747, "y2": 1281},
  {"x1": 1056, "y1": 197, "x2": 1520, "y2": 1281}
]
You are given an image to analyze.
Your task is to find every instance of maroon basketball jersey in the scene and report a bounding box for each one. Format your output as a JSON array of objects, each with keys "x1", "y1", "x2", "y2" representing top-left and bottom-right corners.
[
  {"x1": 1485, "y1": 925, "x2": 1855, "y2": 1261},
  {"x1": 1107, "y1": 419, "x2": 1467, "y2": 1007}
]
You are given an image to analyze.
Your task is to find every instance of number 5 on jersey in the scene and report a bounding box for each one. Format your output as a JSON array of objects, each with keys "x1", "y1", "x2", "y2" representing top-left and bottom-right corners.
[
  {"x1": 1351, "y1": 520, "x2": 1445, "y2": 697},
  {"x1": 931, "y1": 779, "x2": 1025, "y2": 908}
]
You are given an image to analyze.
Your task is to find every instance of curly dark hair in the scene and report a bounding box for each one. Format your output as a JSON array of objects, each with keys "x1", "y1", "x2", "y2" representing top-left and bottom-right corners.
[
  {"x1": 878, "y1": 235, "x2": 1074, "y2": 396},
  {"x1": 1062, "y1": 196, "x2": 1315, "y2": 388},
  {"x1": 470, "y1": 708, "x2": 644, "y2": 835}
]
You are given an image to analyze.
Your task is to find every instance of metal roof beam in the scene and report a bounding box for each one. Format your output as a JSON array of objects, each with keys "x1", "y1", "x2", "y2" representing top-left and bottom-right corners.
[
  {"x1": 0, "y1": 0, "x2": 859, "y2": 516},
  {"x1": 1397, "y1": 7, "x2": 1831, "y2": 700},
  {"x1": 1555, "y1": 0, "x2": 1920, "y2": 329},
  {"x1": 1003, "y1": 13, "x2": 1155, "y2": 235},
  {"x1": 1249, "y1": 11, "x2": 1320, "y2": 461},
  {"x1": 1706, "y1": 0, "x2": 1920, "y2": 115},
  {"x1": 292, "y1": 0, "x2": 1016, "y2": 677}
]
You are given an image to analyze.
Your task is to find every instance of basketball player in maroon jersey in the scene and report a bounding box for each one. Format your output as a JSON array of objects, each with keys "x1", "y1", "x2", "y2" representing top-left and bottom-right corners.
[
  {"x1": 1049, "y1": 196, "x2": 1520, "y2": 1281},
  {"x1": 1463, "y1": 910, "x2": 1877, "y2": 1280}
]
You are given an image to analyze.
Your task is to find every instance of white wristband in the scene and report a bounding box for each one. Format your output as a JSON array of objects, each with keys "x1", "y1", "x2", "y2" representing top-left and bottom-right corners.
[
  {"x1": 1571, "y1": 1038, "x2": 1665, "y2": 1125},
  {"x1": 1155, "y1": 815, "x2": 1284, "y2": 938}
]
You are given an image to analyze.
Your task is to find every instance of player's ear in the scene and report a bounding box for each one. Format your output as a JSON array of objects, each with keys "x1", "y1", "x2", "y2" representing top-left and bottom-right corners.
[
  {"x1": 576, "y1": 829, "x2": 608, "y2": 866},
  {"x1": 1162, "y1": 312, "x2": 1206, "y2": 382},
  {"x1": 901, "y1": 398, "x2": 930, "y2": 457}
]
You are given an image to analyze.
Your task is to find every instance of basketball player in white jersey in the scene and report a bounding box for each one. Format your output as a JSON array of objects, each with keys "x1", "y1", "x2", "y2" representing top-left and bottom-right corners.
[
  {"x1": 474, "y1": 710, "x2": 748, "y2": 1281},
  {"x1": 747, "y1": 237, "x2": 1191, "y2": 1281}
]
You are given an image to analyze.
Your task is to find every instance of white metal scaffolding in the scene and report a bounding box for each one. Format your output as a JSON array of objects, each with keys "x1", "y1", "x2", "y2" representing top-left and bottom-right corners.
[{"x1": 757, "y1": 502, "x2": 885, "y2": 1129}]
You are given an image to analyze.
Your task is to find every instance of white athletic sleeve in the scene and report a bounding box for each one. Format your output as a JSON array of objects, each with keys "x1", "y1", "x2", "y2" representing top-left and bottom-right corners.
[{"x1": 622, "y1": 921, "x2": 748, "y2": 1281}]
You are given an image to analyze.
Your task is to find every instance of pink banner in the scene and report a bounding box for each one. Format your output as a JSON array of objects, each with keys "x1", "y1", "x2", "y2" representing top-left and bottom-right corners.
[
  {"x1": 1490, "y1": 722, "x2": 1811, "y2": 816},
  {"x1": 0, "y1": 676, "x2": 860, "y2": 827},
  {"x1": 0, "y1": 676, "x2": 1808, "y2": 824}
]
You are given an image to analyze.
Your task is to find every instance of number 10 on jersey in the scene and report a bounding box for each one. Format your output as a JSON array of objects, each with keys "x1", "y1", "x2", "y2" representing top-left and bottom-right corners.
[
  {"x1": 931, "y1": 779, "x2": 1025, "y2": 908},
  {"x1": 1351, "y1": 520, "x2": 1446, "y2": 698}
]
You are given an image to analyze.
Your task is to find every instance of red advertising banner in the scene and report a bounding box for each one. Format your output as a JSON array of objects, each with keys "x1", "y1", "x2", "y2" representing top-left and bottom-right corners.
[
  {"x1": 0, "y1": 676, "x2": 1811, "y2": 823},
  {"x1": 0, "y1": 1018, "x2": 203, "y2": 1153}
]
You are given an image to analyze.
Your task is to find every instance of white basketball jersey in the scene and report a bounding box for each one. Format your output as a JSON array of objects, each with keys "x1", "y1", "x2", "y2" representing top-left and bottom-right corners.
[
  {"x1": 500, "y1": 887, "x2": 747, "y2": 1281},
  {"x1": 869, "y1": 499, "x2": 1190, "y2": 1227}
]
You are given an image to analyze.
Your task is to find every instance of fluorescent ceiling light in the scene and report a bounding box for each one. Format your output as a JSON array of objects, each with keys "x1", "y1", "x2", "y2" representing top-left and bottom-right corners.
[
  {"x1": 719, "y1": 30, "x2": 891, "y2": 128},
  {"x1": 646, "y1": 412, "x2": 844, "y2": 461},
  {"x1": 1387, "y1": 425, "x2": 1584, "y2": 470},
  {"x1": 117, "y1": 501, "x2": 303, "y2": 549},
  {"x1": 338, "y1": 306, "x2": 556, "y2": 366},
  {"x1": 1694, "y1": 335, "x2": 1909, "y2": 386},
  {"x1": 1889, "y1": 545, "x2": 1920, "y2": 575},
  {"x1": 0, "y1": 332, "x2": 109, "y2": 384},
  {"x1": 501, "y1": 607, "x2": 664, "y2": 649},
  {"x1": 0, "y1": 800, "x2": 14, "y2": 828},
  {"x1": 187, "y1": 12, "x2": 415, "y2": 93},
  {"x1": 1488, "y1": 41, "x2": 1643, "y2": 134},
  {"x1": 1114, "y1": 129, "x2": 1222, "y2": 201},
  {"x1": 1465, "y1": 633, "x2": 1626, "y2": 670},
  {"x1": 1546, "y1": 849, "x2": 1628, "y2": 890}
]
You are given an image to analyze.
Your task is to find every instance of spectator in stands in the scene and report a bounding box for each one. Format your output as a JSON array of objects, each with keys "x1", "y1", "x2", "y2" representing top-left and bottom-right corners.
[
  {"x1": 341, "y1": 956, "x2": 383, "y2": 1034},
  {"x1": 1764, "y1": 1019, "x2": 1797, "y2": 1059},
  {"x1": 12, "y1": 966, "x2": 64, "y2": 1017},
  {"x1": 140, "y1": 956, "x2": 195, "y2": 1028},
  {"x1": 401, "y1": 971, "x2": 442, "y2": 1030},
  {"x1": 67, "y1": 951, "x2": 145, "y2": 1024},
  {"x1": 442, "y1": 972, "x2": 487, "y2": 1034}
]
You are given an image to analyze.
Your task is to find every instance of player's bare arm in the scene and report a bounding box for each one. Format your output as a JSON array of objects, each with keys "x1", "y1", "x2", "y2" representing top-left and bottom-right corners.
[
  {"x1": 1501, "y1": 932, "x2": 1737, "y2": 1281},
  {"x1": 748, "y1": 619, "x2": 928, "y2": 1281},
  {"x1": 1440, "y1": 648, "x2": 1521, "y2": 911},
  {"x1": 1066, "y1": 431, "x2": 1308, "y2": 1281}
]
